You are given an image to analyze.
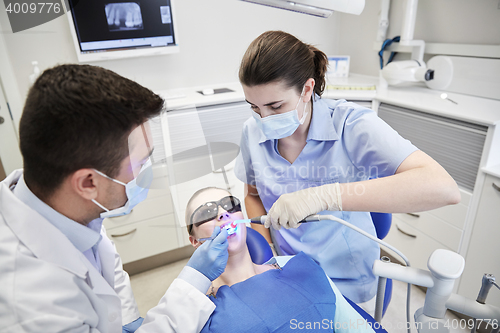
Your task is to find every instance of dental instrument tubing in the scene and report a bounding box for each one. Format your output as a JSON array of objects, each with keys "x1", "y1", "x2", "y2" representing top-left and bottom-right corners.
[{"x1": 253, "y1": 214, "x2": 410, "y2": 265}]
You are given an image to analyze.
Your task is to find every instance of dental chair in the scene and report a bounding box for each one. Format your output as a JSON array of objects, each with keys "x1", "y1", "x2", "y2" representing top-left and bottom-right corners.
[
  {"x1": 245, "y1": 227, "x2": 274, "y2": 265},
  {"x1": 245, "y1": 213, "x2": 393, "y2": 332}
]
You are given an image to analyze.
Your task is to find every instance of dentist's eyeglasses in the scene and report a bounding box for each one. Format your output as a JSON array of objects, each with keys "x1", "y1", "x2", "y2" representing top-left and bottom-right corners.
[{"x1": 188, "y1": 196, "x2": 241, "y2": 234}]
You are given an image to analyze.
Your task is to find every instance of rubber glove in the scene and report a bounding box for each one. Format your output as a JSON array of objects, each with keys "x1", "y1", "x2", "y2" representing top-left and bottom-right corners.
[
  {"x1": 122, "y1": 317, "x2": 143, "y2": 333},
  {"x1": 186, "y1": 226, "x2": 229, "y2": 281},
  {"x1": 265, "y1": 183, "x2": 342, "y2": 230}
]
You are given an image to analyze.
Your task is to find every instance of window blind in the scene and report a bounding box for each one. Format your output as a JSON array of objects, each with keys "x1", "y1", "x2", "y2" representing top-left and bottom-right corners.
[{"x1": 378, "y1": 103, "x2": 487, "y2": 192}]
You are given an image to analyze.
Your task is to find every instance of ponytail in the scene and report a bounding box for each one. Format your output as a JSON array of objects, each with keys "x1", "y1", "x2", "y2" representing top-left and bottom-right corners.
[{"x1": 310, "y1": 46, "x2": 328, "y2": 97}]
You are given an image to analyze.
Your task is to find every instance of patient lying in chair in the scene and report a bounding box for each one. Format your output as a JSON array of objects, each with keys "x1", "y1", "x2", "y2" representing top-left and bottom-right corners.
[{"x1": 186, "y1": 187, "x2": 376, "y2": 333}]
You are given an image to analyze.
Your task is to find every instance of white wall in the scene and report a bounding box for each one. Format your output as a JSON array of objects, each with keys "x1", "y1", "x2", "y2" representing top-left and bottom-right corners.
[
  {"x1": 4, "y1": 0, "x2": 498, "y2": 172},
  {"x1": 0, "y1": 0, "x2": 340, "y2": 132},
  {"x1": 3, "y1": 0, "x2": 500, "y2": 121},
  {"x1": 337, "y1": 0, "x2": 500, "y2": 77}
]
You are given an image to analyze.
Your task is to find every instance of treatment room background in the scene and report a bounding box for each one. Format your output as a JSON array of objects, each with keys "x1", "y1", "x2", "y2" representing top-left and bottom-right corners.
[
  {"x1": 1, "y1": 1, "x2": 500, "y2": 331},
  {"x1": 1, "y1": 0, "x2": 499, "y2": 141}
]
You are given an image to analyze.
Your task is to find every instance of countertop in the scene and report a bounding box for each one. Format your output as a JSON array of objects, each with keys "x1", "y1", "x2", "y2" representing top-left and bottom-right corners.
[
  {"x1": 155, "y1": 74, "x2": 500, "y2": 126},
  {"x1": 156, "y1": 82, "x2": 245, "y2": 110},
  {"x1": 482, "y1": 165, "x2": 500, "y2": 179},
  {"x1": 376, "y1": 85, "x2": 500, "y2": 126}
]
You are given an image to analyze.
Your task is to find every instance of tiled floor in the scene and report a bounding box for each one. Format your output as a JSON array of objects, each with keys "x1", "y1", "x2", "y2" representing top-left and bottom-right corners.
[
  {"x1": 130, "y1": 258, "x2": 190, "y2": 317},
  {"x1": 130, "y1": 259, "x2": 469, "y2": 333}
]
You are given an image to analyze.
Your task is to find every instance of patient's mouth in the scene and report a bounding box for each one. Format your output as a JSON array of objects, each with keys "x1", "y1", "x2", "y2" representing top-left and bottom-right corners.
[{"x1": 223, "y1": 222, "x2": 238, "y2": 238}]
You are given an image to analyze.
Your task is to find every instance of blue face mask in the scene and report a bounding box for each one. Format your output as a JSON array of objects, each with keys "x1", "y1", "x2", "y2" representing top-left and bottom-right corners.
[
  {"x1": 92, "y1": 158, "x2": 153, "y2": 218},
  {"x1": 252, "y1": 89, "x2": 308, "y2": 140}
]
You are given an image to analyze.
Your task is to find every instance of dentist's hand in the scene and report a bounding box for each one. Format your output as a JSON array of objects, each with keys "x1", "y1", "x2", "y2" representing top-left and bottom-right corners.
[
  {"x1": 186, "y1": 226, "x2": 229, "y2": 281},
  {"x1": 265, "y1": 183, "x2": 342, "y2": 230}
]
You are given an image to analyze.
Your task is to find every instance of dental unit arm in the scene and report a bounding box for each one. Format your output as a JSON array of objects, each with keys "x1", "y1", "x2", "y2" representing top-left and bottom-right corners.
[
  {"x1": 200, "y1": 213, "x2": 500, "y2": 332},
  {"x1": 374, "y1": 253, "x2": 500, "y2": 333},
  {"x1": 247, "y1": 214, "x2": 500, "y2": 333}
]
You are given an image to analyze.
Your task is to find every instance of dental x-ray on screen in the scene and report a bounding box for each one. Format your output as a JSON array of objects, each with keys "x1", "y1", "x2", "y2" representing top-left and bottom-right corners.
[{"x1": 67, "y1": 0, "x2": 179, "y2": 62}]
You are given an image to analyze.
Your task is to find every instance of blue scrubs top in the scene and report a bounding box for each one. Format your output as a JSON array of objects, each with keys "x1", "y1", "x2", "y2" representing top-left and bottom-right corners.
[{"x1": 234, "y1": 97, "x2": 417, "y2": 303}]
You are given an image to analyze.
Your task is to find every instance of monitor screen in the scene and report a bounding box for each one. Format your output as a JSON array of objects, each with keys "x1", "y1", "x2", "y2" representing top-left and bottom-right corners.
[{"x1": 67, "y1": 0, "x2": 179, "y2": 62}]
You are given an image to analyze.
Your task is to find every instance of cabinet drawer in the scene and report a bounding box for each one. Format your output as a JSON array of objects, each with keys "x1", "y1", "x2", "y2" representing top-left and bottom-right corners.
[
  {"x1": 394, "y1": 211, "x2": 462, "y2": 251},
  {"x1": 383, "y1": 217, "x2": 453, "y2": 271},
  {"x1": 427, "y1": 204, "x2": 467, "y2": 231},
  {"x1": 427, "y1": 189, "x2": 471, "y2": 230},
  {"x1": 103, "y1": 193, "x2": 174, "y2": 229},
  {"x1": 107, "y1": 214, "x2": 178, "y2": 264}
]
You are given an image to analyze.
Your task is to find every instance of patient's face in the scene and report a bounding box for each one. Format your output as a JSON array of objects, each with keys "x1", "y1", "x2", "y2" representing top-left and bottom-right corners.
[{"x1": 188, "y1": 188, "x2": 247, "y2": 254}]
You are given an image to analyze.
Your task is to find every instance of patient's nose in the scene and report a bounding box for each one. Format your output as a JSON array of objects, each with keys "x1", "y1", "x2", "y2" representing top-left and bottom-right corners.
[{"x1": 218, "y1": 211, "x2": 231, "y2": 222}]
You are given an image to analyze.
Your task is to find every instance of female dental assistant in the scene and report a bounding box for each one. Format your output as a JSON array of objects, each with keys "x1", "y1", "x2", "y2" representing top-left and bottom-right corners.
[{"x1": 234, "y1": 31, "x2": 460, "y2": 308}]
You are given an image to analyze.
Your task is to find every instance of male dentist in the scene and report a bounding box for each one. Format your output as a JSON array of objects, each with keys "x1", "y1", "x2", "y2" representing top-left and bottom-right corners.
[{"x1": 0, "y1": 64, "x2": 228, "y2": 333}]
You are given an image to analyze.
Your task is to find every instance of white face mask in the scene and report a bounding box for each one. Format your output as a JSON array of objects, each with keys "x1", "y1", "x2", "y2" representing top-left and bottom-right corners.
[
  {"x1": 252, "y1": 87, "x2": 308, "y2": 140},
  {"x1": 92, "y1": 158, "x2": 153, "y2": 218}
]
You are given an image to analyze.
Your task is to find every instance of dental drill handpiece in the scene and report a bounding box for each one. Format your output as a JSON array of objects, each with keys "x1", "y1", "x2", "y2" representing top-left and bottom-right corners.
[
  {"x1": 248, "y1": 215, "x2": 323, "y2": 224},
  {"x1": 196, "y1": 215, "x2": 323, "y2": 241},
  {"x1": 477, "y1": 274, "x2": 496, "y2": 304},
  {"x1": 471, "y1": 274, "x2": 498, "y2": 333}
]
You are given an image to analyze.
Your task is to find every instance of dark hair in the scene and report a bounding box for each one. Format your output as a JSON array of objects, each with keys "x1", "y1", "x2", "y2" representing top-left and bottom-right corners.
[
  {"x1": 239, "y1": 30, "x2": 328, "y2": 97},
  {"x1": 20, "y1": 64, "x2": 164, "y2": 199},
  {"x1": 185, "y1": 187, "x2": 230, "y2": 235}
]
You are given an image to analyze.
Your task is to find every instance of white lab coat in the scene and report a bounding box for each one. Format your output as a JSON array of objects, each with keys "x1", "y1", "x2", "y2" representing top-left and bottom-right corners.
[{"x1": 0, "y1": 170, "x2": 215, "y2": 333}]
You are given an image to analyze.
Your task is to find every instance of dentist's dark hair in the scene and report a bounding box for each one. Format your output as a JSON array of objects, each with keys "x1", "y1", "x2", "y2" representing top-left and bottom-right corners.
[
  {"x1": 19, "y1": 64, "x2": 164, "y2": 200},
  {"x1": 239, "y1": 30, "x2": 328, "y2": 97}
]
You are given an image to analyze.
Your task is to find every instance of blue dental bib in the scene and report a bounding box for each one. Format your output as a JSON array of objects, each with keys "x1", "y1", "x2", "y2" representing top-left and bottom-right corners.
[{"x1": 201, "y1": 252, "x2": 336, "y2": 332}]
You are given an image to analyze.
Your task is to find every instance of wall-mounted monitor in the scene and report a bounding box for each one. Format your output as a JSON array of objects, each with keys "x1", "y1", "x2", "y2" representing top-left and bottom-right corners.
[{"x1": 66, "y1": 0, "x2": 179, "y2": 62}]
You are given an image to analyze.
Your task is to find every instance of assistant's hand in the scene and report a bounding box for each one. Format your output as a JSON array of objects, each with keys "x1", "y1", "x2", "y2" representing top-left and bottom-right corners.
[
  {"x1": 186, "y1": 226, "x2": 229, "y2": 281},
  {"x1": 265, "y1": 183, "x2": 342, "y2": 230}
]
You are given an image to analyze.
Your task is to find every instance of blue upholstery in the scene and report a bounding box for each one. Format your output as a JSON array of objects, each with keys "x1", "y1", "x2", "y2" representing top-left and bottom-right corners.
[
  {"x1": 344, "y1": 297, "x2": 388, "y2": 332},
  {"x1": 384, "y1": 278, "x2": 393, "y2": 315},
  {"x1": 370, "y1": 212, "x2": 392, "y2": 240},
  {"x1": 245, "y1": 227, "x2": 273, "y2": 265},
  {"x1": 201, "y1": 252, "x2": 338, "y2": 333}
]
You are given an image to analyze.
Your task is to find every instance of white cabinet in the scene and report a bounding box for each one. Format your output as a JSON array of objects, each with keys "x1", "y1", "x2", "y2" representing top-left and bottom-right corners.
[
  {"x1": 107, "y1": 214, "x2": 178, "y2": 264},
  {"x1": 376, "y1": 102, "x2": 482, "y2": 271},
  {"x1": 103, "y1": 164, "x2": 178, "y2": 265},
  {"x1": 161, "y1": 101, "x2": 249, "y2": 247},
  {"x1": 374, "y1": 98, "x2": 500, "y2": 307},
  {"x1": 104, "y1": 101, "x2": 250, "y2": 265},
  {"x1": 383, "y1": 189, "x2": 471, "y2": 270},
  {"x1": 457, "y1": 173, "x2": 500, "y2": 308}
]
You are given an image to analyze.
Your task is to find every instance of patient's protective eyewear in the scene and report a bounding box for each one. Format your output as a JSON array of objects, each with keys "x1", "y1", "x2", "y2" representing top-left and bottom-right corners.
[{"x1": 188, "y1": 196, "x2": 241, "y2": 234}]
